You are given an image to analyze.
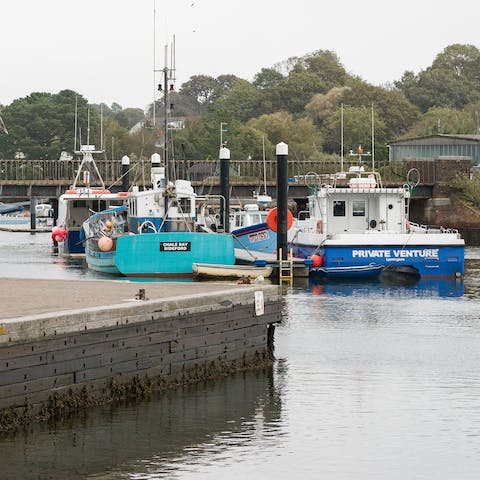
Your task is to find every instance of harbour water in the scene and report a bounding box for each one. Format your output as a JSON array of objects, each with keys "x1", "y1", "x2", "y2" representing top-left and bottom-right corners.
[{"x1": 2, "y1": 232, "x2": 480, "y2": 479}]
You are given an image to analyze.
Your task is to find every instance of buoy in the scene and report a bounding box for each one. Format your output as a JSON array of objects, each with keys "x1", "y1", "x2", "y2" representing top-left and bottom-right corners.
[
  {"x1": 311, "y1": 254, "x2": 324, "y2": 267},
  {"x1": 53, "y1": 227, "x2": 66, "y2": 242},
  {"x1": 266, "y1": 207, "x2": 294, "y2": 232},
  {"x1": 98, "y1": 236, "x2": 113, "y2": 252},
  {"x1": 51, "y1": 226, "x2": 60, "y2": 241},
  {"x1": 105, "y1": 220, "x2": 113, "y2": 232}
]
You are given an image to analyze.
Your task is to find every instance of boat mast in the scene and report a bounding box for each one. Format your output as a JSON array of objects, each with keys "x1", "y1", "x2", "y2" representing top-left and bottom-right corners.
[
  {"x1": 152, "y1": 0, "x2": 156, "y2": 127},
  {"x1": 74, "y1": 96, "x2": 78, "y2": 152},
  {"x1": 371, "y1": 103, "x2": 375, "y2": 171},
  {"x1": 163, "y1": 44, "x2": 169, "y2": 183},
  {"x1": 262, "y1": 135, "x2": 267, "y2": 195},
  {"x1": 340, "y1": 103, "x2": 344, "y2": 173}
]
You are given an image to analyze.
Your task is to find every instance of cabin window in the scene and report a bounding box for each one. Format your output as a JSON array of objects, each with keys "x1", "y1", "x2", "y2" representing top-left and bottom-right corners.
[
  {"x1": 333, "y1": 200, "x2": 346, "y2": 217},
  {"x1": 178, "y1": 197, "x2": 191, "y2": 214},
  {"x1": 352, "y1": 200, "x2": 366, "y2": 217}
]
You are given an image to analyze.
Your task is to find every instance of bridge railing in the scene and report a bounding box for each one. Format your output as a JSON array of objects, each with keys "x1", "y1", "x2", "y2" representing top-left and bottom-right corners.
[{"x1": 0, "y1": 158, "x2": 406, "y2": 185}]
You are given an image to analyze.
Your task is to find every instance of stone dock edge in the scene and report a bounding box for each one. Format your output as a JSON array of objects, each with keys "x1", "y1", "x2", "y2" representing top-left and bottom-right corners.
[{"x1": 0, "y1": 280, "x2": 282, "y2": 432}]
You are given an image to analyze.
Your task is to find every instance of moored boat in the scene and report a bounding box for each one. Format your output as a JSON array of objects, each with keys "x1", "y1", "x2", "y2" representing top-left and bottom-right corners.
[
  {"x1": 231, "y1": 203, "x2": 276, "y2": 256},
  {"x1": 82, "y1": 44, "x2": 235, "y2": 277},
  {"x1": 54, "y1": 145, "x2": 128, "y2": 257},
  {"x1": 192, "y1": 262, "x2": 273, "y2": 280},
  {"x1": 82, "y1": 156, "x2": 235, "y2": 277},
  {"x1": 290, "y1": 164, "x2": 464, "y2": 279}
]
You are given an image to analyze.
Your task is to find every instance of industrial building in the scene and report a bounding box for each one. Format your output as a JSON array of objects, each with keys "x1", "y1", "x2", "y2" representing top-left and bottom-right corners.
[{"x1": 388, "y1": 134, "x2": 480, "y2": 164}]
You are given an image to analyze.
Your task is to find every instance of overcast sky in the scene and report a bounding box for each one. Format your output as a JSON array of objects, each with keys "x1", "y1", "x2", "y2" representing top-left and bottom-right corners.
[{"x1": 1, "y1": 0, "x2": 478, "y2": 111}]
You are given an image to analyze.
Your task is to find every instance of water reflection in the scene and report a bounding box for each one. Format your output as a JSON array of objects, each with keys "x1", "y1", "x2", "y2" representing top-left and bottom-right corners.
[
  {"x1": 303, "y1": 275, "x2": 465, "y2": 298},
  {"x1": 0, "y1": 367, "x2": 284, "y2": 480}
]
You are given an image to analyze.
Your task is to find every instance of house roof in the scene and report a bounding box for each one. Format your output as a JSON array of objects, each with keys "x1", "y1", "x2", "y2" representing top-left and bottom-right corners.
[{"x1": 390, "y1": 134, "x2": 480, "y2": 145}]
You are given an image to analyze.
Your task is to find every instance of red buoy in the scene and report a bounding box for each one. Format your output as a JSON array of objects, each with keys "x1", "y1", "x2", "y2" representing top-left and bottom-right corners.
[{"x1": 311, "y1": 254, "x2": 324, "y2": 267}]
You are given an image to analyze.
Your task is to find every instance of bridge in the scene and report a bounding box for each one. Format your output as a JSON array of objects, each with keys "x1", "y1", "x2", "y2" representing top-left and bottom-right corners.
[{"x1": 0, "y1": 157, "x2": 446, "y2": 202}]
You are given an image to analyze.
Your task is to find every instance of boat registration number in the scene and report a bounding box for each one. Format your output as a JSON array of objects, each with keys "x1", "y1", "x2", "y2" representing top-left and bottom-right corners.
[{"x1": 160, "y1": 241, "x2": 191, "y2": 252}]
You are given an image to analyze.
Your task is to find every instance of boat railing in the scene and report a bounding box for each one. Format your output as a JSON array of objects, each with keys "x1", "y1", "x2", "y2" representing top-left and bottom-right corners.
[
  {"x1": 138, "y1": 220, "x2": 158, "y2": 234},
  {"x1": 295, "y1": 168, "x2": 385, "y2": 190},
  {"x1": 409, "y1": 222, "x2": 458, "y2": 234}
]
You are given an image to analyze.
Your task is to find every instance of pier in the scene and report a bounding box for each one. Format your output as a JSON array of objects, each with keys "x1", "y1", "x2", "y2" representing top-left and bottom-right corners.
[{"x1": 0, "y1": 278, "x2": 281, "y2": 431}]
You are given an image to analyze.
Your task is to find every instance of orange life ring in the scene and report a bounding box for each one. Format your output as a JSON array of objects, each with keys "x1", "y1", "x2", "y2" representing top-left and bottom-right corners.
[{"x1": 266, "y1": 207, "x2": 293, "y2": 232}]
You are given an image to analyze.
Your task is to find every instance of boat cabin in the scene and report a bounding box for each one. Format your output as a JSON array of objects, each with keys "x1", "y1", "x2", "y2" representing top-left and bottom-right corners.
[
  {"x1": 230, "y1": 204, "x2": 268, "y2": 230},
  {"x1": 127, "y1": 179, "x2": 197, "y2": 233},
  {"x1": 306, "y1": 170, "x2": 409, "y2": 235}
]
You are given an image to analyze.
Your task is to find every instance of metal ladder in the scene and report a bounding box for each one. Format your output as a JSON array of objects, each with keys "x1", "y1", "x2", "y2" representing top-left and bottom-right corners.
[{"x1": 278, "y1": 248, "x2": 294, "y2": 283}]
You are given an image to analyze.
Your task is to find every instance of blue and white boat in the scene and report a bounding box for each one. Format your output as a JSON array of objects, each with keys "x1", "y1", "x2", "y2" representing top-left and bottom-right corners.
[
  {"x1": 55, "y1": 145, "x2": 128, "y2": 257},
  {"x1": 82, "y1": 154, "x2": 235, "y2": 277},
  {"x1": 231, "y1": 204, "x2": 277, "y2": 256},
  {"x1": 289, "y1": 167, "x2": 464, "y2": 279}
]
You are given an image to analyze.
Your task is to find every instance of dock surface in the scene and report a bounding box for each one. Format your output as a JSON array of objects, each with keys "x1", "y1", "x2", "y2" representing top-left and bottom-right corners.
[{"x1": 0, "y1": 278, "x2": 256, "y2": 320}]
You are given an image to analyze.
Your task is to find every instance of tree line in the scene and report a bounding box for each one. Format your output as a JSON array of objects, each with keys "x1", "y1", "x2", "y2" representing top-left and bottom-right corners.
[{"x1": 0, "y1": 43, "x2": 479, "y2": 162}]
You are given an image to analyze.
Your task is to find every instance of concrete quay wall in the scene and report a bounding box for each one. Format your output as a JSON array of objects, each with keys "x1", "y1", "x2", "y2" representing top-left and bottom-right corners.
[{"x1": 0, "y1": 281, "x2": 281, "y2": 431}]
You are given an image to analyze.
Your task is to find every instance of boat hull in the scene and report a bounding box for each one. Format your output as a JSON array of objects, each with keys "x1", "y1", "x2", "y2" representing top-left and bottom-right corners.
[
  {"x1": 293, "y1": 242, "x2": 464, "y2": 279},
  {"x1": 192, "y1": 262, "x2": 273, "y2": 279},
  {"x1": 85, "y1": 246, "x2": 119, "y2": 274},
  {"x1": 232, "y1": 222, "x2": 277, "y2": 255},
  {"x1": 59, "y1": 229, "x2": 85, "y2": 257},
  {"x1": 111, "y1": 232, "x2": 235, "y2": 277}
]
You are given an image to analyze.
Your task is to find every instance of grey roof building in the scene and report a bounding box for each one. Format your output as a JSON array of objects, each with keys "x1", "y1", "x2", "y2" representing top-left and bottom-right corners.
[{"x1": 388, "y1": 134, "x2": 480, "y2": 164}]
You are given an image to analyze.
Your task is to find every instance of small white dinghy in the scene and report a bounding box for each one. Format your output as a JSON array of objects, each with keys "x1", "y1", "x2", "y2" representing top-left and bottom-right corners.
[{"x1": 192, "y1": 262, "x2": 273, "y2": 280}]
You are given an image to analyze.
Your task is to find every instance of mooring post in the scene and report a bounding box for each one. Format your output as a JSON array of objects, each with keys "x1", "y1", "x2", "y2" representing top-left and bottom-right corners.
[
  {"x1": 121, "y1": 155, "x2": 130, "y2": 192},
  {"x1": 219, "y1": 146, "x2": 230, "y2": 233},
  {"x1": 30, "y1": 196, "x2": 36, "y2": 233},
  {"x1": 276, "y1": 142, "x2": 289, "y2": 261}
]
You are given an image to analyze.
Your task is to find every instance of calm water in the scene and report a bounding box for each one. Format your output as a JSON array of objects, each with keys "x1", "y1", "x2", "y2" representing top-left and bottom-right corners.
[{"x1": 2, "y1": 232, "x2": 480, "y2": 479}]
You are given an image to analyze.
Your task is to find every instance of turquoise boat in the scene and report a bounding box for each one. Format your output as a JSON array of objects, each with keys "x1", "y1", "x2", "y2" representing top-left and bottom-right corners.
[
  {"x1": 82, "y1": 165, "x2": 235, "y2": 278},
  {"x1": 83, "y1": 47, "x2": 235, "y2": 277}
]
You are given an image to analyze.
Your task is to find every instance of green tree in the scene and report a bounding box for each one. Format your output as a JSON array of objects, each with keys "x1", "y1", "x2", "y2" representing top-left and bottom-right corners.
[
  {"x1": 0, "y1": 90, "x2": 97, "y2": 159},
  {"x1": 263, "y1": 71, "x2": 328, "y2": 115},
  {"x1": 113, "y1": 108, "x2": 146, "y2": 130},
  {"x1": 180, "y1": 75, "x2": 221, "y2": 114},
  {"x1": 295, "y1": 50, "x2": 349, "y2": 88},
  {"x1": 342, "y1": 78, "x2": 420, "y2": 138},
  {"x1": 248, "y1": 111, "x2": 321, "y2": 160},
  {"x1": 253, "y1": 68, "x2": 285, "y2": 90},
  {"x1": 213, "y1": 80, "x2": 262, "y2": 122},
  {"x1": 395, "y1": 44, "x2": 480, "y2": 112},
  {"x1": 321, "y1": 106, "x2": 388, "y2": 159},
  {"x1": 305, "y1": 86, "x2": 352, "y2": 126},
  {"x1": 404, "y1": 106, "x2": 475, "y2": 137}
]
